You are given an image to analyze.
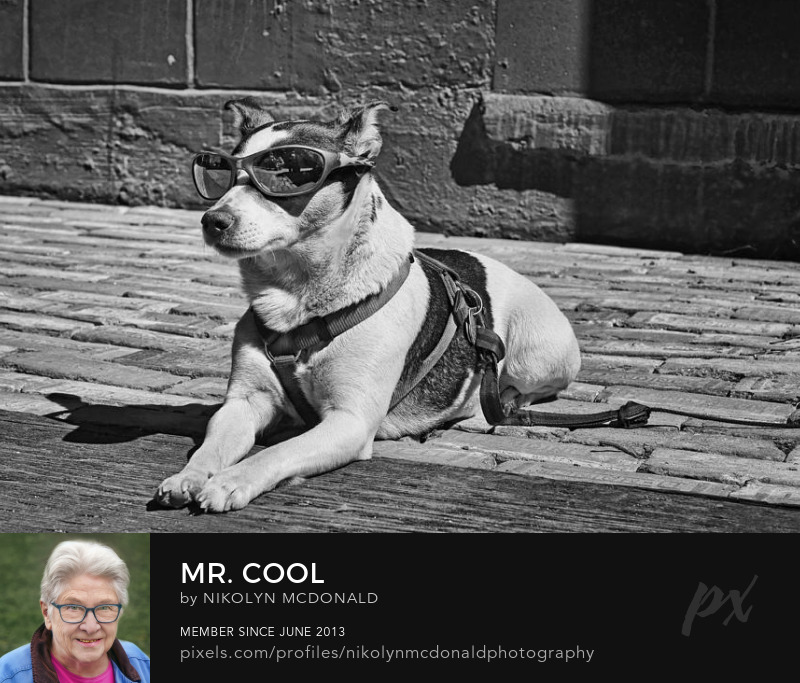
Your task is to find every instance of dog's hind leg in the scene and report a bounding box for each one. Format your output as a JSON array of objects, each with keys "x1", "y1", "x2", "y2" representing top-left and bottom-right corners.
[
  {"x1": 481, "y1": 255, "x2": 582, "y2": 413},
  {"x1": 497, "y1": 325, "x2": 581, "y2": 413}
]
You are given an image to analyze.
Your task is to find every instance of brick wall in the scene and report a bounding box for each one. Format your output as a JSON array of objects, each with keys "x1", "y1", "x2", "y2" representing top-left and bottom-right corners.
[{"x1": 1, "y1": 0, "x2": 800, "y2": 258}]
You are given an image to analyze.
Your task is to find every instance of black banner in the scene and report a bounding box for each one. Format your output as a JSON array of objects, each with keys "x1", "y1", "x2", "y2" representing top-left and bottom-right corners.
[{"x1": 151, "y1": 533, "x2": 792, "y2": 675}]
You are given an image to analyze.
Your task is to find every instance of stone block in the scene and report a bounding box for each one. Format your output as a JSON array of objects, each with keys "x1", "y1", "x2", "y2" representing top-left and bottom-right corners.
[
  {"x1": 164, "y1": 377, "x2": 229, "y2": 400},
  {"x1": 1, "y1": 350, "x2": 184, "y2": 392},
  {"x1": 0, "y1": 0, "x2": 24, "y2": 80},
  {"x1": 451, "y1": 92, "x2": 611, "y2": 197},
  {"x1": 608, "y1": 109, "x2": 800, "y2": 166},
  {"x1": 494, "y1": 0, "x2": 591, "y2": 94},
  {"x1": 577, "y1": 156, "x2": 800, "y2": 260},
  {"x1": 480, "y1": 93, "x2": 612, "y2": 155},
  {"x1": 587, "y1": 0, "x2": 708, "y2": 102},
  {"x1": 30, "y1": 0, "x2": 187, "y2": 85},
  {"x1": 700, "y1": 161, "x2": 800, "y2": 259},
  {"x1": 0, "y1": 85, "x2": 228, "y2": 204},
  {"x1": 712, "y1": 1, "x2": 800, "y2": 108},
  {"x1": 195, "y1": 0, "x2": 495, "y2": 92},
  {"x1": 644, "y1": 447, "x2": 800, "y2": 487},
  {"x1": 574, "y1": 157, "x2": 705, "y2": 252},
  {"x1": 494, "y1": 0, "x2": 709, "y2": 101}
]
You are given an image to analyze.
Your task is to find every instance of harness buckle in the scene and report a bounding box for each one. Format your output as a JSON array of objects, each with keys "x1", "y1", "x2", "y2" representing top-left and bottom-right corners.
[
  {"x1": 263, "y1": 343, "x2": 301, "y2": 365},
  {"x1": 453, "y1": 286, "x2": 485, "y2": 346},
  {"x1": 464, "y1": 308, "x2": 477, "y2": 346},
  {"x1": 463, "y1": 289, "x2": 483, "y2": 316}
]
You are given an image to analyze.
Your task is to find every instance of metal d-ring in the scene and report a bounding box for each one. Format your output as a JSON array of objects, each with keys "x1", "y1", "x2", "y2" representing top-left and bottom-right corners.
[{"x1": 464, "y1": 288, "x2": 483, "y2": 316}]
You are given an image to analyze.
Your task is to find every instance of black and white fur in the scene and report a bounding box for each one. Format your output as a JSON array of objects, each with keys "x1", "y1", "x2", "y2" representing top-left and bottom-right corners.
[{"x1": 156, "y1": 100, "x2": 581, "y2": 512}]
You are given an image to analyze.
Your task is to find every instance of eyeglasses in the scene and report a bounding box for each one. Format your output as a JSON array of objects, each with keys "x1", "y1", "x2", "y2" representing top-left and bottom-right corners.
[
  {"x1": 191, "y1": 145, "x2": 375, "y2": 200},
  {"x1": 50, "y1": 602, "x2": 122, "y2": 624}
]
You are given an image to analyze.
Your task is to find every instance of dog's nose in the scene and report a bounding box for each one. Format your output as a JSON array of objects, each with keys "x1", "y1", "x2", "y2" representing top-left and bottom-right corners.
[{"x1": 202, "y1": 210, "x2": 235, "y2": 233}]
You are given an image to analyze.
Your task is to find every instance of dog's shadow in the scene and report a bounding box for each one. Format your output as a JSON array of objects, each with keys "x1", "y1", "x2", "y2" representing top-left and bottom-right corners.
[
  {"x1": 43, "y1": 393, "x2": 304, "y2": 512},
  {"x1": 45, "y1": 391, "x2": 303, "y2": 448},
  {"x1": 44, "y1": 392, "x2": 216, "y2": 447}
]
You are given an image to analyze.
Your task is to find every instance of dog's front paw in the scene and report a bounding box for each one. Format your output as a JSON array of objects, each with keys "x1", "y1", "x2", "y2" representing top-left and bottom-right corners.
[
  {"x1": 156, "y1": 470, "x2": 209, "y2": 508},
  {"x1": 196, "y1": 473, "x2": 259, "y2": 513}
]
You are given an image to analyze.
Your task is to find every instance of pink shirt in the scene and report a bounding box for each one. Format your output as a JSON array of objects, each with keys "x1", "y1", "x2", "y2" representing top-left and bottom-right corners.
[{"x1": 52, "y1": 656, "x2": 114, "y2": 683}]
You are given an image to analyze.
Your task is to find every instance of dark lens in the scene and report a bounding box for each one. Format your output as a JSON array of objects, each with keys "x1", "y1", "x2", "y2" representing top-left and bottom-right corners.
[
  {"x1": 193, "y1": 153, "x2": 233, "y2": 199},
  {"x1": 252, "y1": 148, "x2": 325, "y2": 195}
]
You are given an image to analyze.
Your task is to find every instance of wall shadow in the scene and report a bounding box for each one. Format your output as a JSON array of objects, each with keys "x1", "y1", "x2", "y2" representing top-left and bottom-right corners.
[{"x1": 451, "y1": 1, "x2": 800, "y2": 260}]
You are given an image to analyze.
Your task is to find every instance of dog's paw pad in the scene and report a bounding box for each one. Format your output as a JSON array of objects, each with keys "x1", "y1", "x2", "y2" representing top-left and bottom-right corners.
[
  {"x1": 156, "y1": 472, "x2": 207, "y2": 508},
  {"x1": 197, "y1": 479, "x2": 256, "y2": 513}
]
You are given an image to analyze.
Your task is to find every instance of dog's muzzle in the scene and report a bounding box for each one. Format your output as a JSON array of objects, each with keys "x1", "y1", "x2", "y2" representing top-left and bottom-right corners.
[{"x1": 202, "y1": 210, "x2": 235, "y2": 234}]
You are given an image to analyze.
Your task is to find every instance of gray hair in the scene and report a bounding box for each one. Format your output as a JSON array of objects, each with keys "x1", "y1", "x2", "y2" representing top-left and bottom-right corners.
[{"x1": 40, "y1": 540, "x2": 130, "y2": 609}]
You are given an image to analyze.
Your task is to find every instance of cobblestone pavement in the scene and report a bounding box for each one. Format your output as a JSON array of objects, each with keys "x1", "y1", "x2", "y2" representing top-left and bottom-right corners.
[{"x1": 1, "y1": 195, "x2": 800, "y2": 529}]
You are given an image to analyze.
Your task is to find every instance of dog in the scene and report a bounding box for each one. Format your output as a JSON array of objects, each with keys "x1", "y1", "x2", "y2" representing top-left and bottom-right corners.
[{"x1": 155, "y1": 99, "x2": 581, "y2": 512}]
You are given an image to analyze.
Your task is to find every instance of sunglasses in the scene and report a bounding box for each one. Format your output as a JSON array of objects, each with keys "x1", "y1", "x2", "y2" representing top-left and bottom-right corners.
[{"x1": 191, "y1": 145, "x2": 375, "y2": 200}]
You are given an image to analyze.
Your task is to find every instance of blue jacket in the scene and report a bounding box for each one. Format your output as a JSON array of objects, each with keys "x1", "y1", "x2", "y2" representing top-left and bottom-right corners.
[{"x1": 0, "y1": 625, "x2": 149, "y2": 683}]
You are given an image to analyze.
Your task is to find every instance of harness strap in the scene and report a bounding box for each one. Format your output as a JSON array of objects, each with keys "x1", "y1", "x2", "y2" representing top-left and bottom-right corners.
[
  {"x1": 252, "y1": 255, "x2": 413, "y2": 426},
  {"x1": 390, "y1": 316, "x2": 457, "y2": 408},
  {"x1": 255, "y1": 256, "x2": 412, "y2": 357},
  {"x1": 389, "y1": 251, "x2": 465, "y2": 408},
  {"x1": 393, "y1": 251, "x2": 509, "y2": 425}
]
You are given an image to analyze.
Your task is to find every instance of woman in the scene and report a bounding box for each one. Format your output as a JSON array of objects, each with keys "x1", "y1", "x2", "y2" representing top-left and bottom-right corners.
[{"x1": 0, "y1": 540, "x2": 150, "y2": 682}]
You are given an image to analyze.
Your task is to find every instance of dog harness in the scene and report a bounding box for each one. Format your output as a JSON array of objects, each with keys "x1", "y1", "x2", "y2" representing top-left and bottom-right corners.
[
  {"x1": 250, "y1": 250, "x2": 652, "y2": 430},
  {"x1": 251, "y1": 254, "x2": 412, "y2": 427}
]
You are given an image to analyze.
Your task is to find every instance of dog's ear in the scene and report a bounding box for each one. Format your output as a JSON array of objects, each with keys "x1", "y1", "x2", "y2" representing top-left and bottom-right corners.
[
  {"x1": 337, "y1": 101, "x2": 396, "y2": 160},
  {"x1": 224, "y1": 98, "x2": 274, "y2": 138}
]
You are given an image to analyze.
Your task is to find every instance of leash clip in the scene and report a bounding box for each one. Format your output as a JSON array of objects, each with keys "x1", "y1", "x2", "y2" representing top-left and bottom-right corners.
[
  {"x1": 464, "y1": 288, "x2": 483, "y2": 316},
  {"x1": 263, "y1": 343, "x2": 302, "y2": 365},
  {"x1": 613, "y1": 401, "x2": 651, "y2": 428},
  {"x1": 454, "y1": 288, "x2": 484, "y2": 346}
]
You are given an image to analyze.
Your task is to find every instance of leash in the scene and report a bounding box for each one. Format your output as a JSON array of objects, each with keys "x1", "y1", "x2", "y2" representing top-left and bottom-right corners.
[
  {"x1": 498, "y1": 404, "x2": 800, "y2": 429},
  {"x1": 499, "y1": 401, "x2": 652, "y2": 428},
  {"x1": 622, "y1": 406, "x2": 800, "y2": 428}
]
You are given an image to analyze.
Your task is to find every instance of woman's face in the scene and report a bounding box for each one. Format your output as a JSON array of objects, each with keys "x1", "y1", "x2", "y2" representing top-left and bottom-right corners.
[{"x1": 41, "y1": 574, "x2": 121, "y2": 677}]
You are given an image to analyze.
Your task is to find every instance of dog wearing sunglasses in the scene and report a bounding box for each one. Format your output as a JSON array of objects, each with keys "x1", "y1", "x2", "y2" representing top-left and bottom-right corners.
[{"x1": 155, "y1": 99, "x2": 580, "y2": 512}]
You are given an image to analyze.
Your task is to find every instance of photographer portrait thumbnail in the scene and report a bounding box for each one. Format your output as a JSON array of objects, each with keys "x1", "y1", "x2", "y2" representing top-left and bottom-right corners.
[{"x1": 0, "y1": 538, "x2": 150, "y2": 683}]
